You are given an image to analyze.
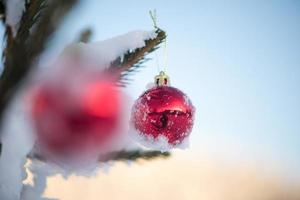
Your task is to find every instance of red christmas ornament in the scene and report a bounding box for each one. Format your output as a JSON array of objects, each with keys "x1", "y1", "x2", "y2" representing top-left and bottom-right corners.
[
  {"x1": 131, "y1": 71, "x2": 195, "y2": 148},
  {"x1": 30, "y1": 69, "x2": 122, "y2": 161}
]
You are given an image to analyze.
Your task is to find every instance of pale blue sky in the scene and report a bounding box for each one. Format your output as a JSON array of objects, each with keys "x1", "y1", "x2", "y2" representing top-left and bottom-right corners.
[
  {"x1": 59, "y1": 0, "x2": 300, "y2": 175},
  {"x1": 2, "y1": 0, "x2": 300, "y2": 178}
]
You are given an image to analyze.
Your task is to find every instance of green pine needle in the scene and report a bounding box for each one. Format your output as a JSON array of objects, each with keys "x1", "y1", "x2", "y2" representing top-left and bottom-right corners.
[{"x1": 110, "y1": 28, "x2": 167, "y2": 86}]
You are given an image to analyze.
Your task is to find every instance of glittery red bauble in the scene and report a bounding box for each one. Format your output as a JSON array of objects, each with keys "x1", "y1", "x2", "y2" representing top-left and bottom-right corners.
[
  {"x1": 132, "y1": 86, "x2": 194, "y2": 146},
  {"x1": 30, "y1": 72, "x2": 122, "y2": 160}
]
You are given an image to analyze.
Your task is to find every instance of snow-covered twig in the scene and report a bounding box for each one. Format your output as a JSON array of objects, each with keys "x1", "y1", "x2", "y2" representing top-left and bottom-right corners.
[{"x1": 110, "y1": 28, "x2": 166, "y2": 86}]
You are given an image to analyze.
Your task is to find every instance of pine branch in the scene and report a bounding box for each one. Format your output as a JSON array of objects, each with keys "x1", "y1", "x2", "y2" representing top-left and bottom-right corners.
[
  {"x1": 28, "y1": 150, "x2": 170, "y2": 162},
  {"x1": 102, "y1": 150, "x2": 170, "y2": 162},
  {"x1": 2, "y1": 0, "x2": 46, "y2": 71},
  {"x1": 0, "y1": 1, "x2": 5, "y2": 22},
  {"x1": 0, "y1": 0, "x2": 77, "y2": 120},
  {"x1": 0, "y1": 0, "x2": 78, "y2": 154},
  {"x1": 16, "y1": 0, "x2": 47, "y2": 44},
  {"x1": 110, "y1": 28, "x2": 166, "y2": 86},
  {"x1": 26, "y1": 0, "x2": 77, "y2": 60}
]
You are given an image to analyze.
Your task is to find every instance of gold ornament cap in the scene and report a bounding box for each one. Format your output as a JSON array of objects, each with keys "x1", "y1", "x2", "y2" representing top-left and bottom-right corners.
[{"x1": 155, "y1": 71, "x2": 170, "y2": 86}]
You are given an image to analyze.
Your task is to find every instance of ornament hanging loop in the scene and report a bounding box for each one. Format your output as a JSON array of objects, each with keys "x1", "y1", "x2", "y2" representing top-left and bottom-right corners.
[
  {"x1": 149, "y1": 10, "x2": 169, "y2": 80},
  {"x1": 149, "y1": 9, "x2": 158, "y2": 29}
]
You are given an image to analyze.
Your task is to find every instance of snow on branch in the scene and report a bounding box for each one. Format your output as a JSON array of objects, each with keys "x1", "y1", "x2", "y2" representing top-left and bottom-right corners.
[
  {"x1": 60, "y1": 28, "x2": 165, "y2": 87},
  {"x1": 2, "y1": 0, "x2": 25, "y2": 36},
  {"x1": 61, "y1": 29, "x2": 161, "y2": 70},
  {"x1": 110, "y1": 28, "x2": 166, "y2": 86}
]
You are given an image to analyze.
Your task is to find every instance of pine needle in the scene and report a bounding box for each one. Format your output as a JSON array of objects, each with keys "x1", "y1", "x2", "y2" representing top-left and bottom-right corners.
[
  {"x1": 0, "y1": 0, "x2": 78, "y2": 140},
  {"x1": 110, "y1": 28, "x2": 166, "y2": 86}
]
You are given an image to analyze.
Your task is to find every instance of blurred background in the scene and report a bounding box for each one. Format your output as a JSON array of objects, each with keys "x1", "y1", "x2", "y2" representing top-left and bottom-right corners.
[{"x1": 4, "y1": 0, "x2": 300, "y2": 199}]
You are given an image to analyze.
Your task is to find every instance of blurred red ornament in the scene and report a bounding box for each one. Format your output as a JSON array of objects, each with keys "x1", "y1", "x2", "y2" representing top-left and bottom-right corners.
[
  {"x1": 30, "y1": 70, "x2": 122, "y2": 160},
  {"x1": 131, "y1": 71, "x2": 195, "y2": 147}
]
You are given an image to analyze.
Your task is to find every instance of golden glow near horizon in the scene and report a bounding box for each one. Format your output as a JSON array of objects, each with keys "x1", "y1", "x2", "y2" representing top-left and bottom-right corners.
[{"x1": 40, "y1": 152, "x2": 300, "y2": 200}]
